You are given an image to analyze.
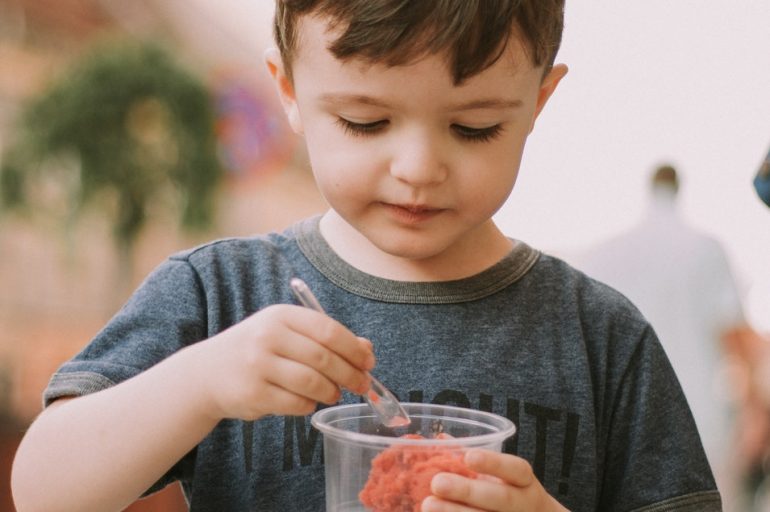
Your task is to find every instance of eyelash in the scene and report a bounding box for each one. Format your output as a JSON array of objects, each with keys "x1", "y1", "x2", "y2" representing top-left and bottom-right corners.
[
  {"x1": 452, "y1": 124, "x2": 504, "y2": 143},
  {"x1": 335, "y1": 118, "x2": 504, "y2": 143},
  {"x1": 335, "y1": 118, "x2": 386, "y2": 137}
]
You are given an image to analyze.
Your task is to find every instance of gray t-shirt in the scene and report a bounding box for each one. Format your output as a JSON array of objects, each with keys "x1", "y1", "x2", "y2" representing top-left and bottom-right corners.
[{"x1": 44, "y1": 216, "x2": 721, "y2": 511}]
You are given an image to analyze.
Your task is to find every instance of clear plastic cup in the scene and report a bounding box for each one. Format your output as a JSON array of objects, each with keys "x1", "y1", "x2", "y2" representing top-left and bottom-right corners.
[{"x1": 311, "y1": 402, "x2": 516, "y2": 512}]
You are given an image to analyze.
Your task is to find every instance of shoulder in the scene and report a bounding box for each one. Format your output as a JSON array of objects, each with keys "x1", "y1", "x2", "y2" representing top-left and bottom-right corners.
[
  {"x1": 165, "y1": 223, "x2": 303, "y2": 281},
  {"x1": 171, "y1": 228, "x2": 297, "y2": 265},
  {"x1": 525, "y1": 251, "x2": 658, "y2": 375},
  {"x1": 123, "y1": 221, "x2": 311, "y2": 315},
  {"x1": 529, "y1": 251, "x2": 647, "y2": 325}
]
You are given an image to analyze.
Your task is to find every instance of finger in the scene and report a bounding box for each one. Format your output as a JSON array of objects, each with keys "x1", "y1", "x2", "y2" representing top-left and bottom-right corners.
[
  {"x1": 420, "y1": 495, "x2": 477, "y2": 512},
  {"x1": 264, "y1": 357, "x2": 343, "y2": 405},
  {"x1": 463, "y1": 450, "x2": 534, "y2": 487},
  {"x1": 272, "y1": 325, "x2": 371, "y2": 395},
  {"x1": 287, "y1": 306, "x2": 376, "y2": 371},
  {"x1": 431, "y1": 471, "x2": 518, "y2": 511},
  {"x1": 249, "y1": 382, "x2": 318, "y2": 418}
]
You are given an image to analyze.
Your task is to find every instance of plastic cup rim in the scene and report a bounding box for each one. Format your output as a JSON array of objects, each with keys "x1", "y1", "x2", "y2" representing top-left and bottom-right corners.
[{"x1": 311, "y1": 402, "x2": 516, "y2": 447}]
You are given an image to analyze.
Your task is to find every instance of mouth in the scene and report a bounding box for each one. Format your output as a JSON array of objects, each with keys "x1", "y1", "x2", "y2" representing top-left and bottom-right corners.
[{"x1": 381, "y1": 202, "x2": 444, "y2": 223}]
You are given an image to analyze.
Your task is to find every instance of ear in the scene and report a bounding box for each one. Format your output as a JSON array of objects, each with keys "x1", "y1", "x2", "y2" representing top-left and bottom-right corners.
[
  {"x1": 264, "y1": 47, "x2": 303, "y2": 135},
  {"x1": 529, "y1": 63, "x2": 568, "y2": 133}
]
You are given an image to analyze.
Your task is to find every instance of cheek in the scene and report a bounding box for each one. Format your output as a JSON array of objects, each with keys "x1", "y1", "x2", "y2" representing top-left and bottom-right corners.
[
  {"x1": 304, "y1": 124, "x2": 384, "y2": 190},
  {"x1": 304, "y1": 139, "x2": 374, "y2": 205},
  {"x1": 303, "y1": 118, "x2": 366, "y2": 171},
  {"x1": 302, "y1": 128, "x2": 347, "y2": 184},
  {"x1": 471, "y1": 171, "x2": 518, "y2": 215},
  {"x1": 461, "y1": 146, "x2": 522, "y2": 208}
]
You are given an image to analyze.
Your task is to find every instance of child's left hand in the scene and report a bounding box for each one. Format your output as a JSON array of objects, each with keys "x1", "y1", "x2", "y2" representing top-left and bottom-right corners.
[{"x1": 421, "y1": 449, "x2": 570, "y2": 512}]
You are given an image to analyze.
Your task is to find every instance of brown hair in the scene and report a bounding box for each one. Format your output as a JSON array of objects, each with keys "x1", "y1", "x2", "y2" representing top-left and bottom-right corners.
[
  {"x1": 652, "y1": 164, "x2": 680, "y2": 193},
  {"x1": 274, "y1": 0, "x2": 565, "y2": 85}
]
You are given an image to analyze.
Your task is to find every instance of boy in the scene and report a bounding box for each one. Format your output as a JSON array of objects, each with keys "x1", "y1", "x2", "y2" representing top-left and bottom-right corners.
[{"x1": 12, "y1": 1, "x2": 720, "y2": 511}]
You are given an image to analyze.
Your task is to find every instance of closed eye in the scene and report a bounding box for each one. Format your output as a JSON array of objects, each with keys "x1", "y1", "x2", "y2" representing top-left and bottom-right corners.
[
  {"x1": 335, "y1": 117, "x2": 388, "y2": 137},
  {"x1": 451, "y1": 124, "x2": 504, "y2": 142}
]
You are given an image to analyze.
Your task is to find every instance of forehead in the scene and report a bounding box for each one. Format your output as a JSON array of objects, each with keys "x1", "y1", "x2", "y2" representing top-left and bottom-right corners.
[{"x1": 291, "y1": 14, "x2": 537, "y2": 89}]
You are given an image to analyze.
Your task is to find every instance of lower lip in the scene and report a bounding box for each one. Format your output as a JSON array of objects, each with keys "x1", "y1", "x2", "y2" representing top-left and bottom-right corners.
[{"x1": 381, "y1": 203, "x2": 443, "y2": 224}]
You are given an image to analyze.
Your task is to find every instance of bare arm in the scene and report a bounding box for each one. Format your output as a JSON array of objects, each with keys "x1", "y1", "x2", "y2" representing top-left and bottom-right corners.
[
  {"x1": 12, "y1": 339, "x2": 219, "y2": 512},
  {"x1": 11, "y1": 304, "x2": 373, "y2": 512}
]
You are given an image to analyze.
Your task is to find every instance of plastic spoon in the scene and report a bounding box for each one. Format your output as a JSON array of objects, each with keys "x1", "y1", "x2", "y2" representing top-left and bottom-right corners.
[{"x1": 290, "y1": 278, "x2": 411, "y2": 428}]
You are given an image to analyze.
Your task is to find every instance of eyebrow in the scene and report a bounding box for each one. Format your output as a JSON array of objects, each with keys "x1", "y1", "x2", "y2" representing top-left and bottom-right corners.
[
  {"x1": 319, "y1": 94, "x2": 523, "y2": 111},
  {"x1": 451, "y1": 99, "x2": 523, "y2": 111},
  {"x1": 319, "y1": 94, "x2": 391, "y2": 108}
]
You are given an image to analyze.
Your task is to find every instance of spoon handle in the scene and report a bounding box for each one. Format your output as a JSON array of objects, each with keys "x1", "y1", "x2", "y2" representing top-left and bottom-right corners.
[{"x1": 289, "y1": 278, "x2": 411, "y2": 427}]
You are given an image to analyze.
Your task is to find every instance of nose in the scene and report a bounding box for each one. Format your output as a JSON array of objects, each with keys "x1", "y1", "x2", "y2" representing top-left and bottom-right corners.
[{"x1": 389, "y1": 130, "x2": 448, "y2": 187}]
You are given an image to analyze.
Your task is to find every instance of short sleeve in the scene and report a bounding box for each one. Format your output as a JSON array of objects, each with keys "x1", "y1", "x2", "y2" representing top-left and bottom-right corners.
[
  {"x1": 600, "y1": 326, "x2": 722, "y2": 510},
  {"x1": 44, "y1": 255, "x2": 208, "y2": 404}
]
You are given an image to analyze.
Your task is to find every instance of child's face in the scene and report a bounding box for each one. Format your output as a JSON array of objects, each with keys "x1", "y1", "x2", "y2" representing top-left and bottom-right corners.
[{"x1": 268, "y1": 15, "x2": 566, "y2": 276}]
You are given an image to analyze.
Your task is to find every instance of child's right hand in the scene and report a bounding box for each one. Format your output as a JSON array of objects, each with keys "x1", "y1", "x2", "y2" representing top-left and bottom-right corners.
[{"x1": 194, "y1": 304, "x2": 375, "y2": 421}]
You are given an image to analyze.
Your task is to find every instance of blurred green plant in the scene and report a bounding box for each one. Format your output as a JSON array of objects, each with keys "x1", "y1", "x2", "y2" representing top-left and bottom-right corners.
[{"x1": 0, "y1": 39, "x2": 222, "y2": 276}]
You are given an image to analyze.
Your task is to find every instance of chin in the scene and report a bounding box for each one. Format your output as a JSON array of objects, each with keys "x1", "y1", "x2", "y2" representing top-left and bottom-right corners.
[
  {"x1": 370, "y1": 236, "x2": 452, "y2": 262},
  {"x1": 345, "y1": 214, "x2": 467, "y2": 262}
]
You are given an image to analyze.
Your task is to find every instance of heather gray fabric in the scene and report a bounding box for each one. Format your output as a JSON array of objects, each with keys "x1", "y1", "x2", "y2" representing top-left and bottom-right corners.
[{"x1": 44, "y1": 216, "x2": 721, "y2": 511}]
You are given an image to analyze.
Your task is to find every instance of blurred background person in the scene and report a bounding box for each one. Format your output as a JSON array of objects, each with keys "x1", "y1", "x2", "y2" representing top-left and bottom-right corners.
[{"x1": 572, "y1": 164, "x2": 746, "y2": 510}]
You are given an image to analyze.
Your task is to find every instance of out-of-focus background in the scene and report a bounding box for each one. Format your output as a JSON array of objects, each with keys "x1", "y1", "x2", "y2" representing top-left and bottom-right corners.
[{"x1": 0, "y1": 1, "x2": 767, "y2": 510}]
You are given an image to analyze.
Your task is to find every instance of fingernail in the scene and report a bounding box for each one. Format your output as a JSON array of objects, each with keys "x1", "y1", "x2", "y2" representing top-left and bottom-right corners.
[
  {"x1": 359, "y1": 374, "x2": 372, "y2": 395},
  {"x1": 431, "y1": 473, "x2": 452, "y2": 494},
  {"x1": 465, "y1": 450, "x2": 484, "y2": 466},
  {"x1": 365, "y1": 352, "x2": 376, "y2": 370},
  {"x1": 421, "y1": 497, "x2": 438, "y2": 511}
]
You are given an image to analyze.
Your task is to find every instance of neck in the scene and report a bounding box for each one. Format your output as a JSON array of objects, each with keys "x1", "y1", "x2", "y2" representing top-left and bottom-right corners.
[
  {"x1": 649, "y1": 186, "x2": 677, "y2": 213},
  {"x1": 318, "y1": 211, "x2": 513, "y2": 282}
]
